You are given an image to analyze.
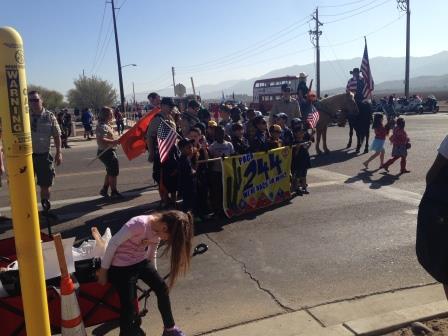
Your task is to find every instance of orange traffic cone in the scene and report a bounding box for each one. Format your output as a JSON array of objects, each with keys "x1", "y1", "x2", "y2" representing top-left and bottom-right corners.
[
  {"x1": 53, "y1": 234, "x2": 86, "y2": 336},
  {"x1": 60, "y1": 275, "x2": 86, "y2": 335}
]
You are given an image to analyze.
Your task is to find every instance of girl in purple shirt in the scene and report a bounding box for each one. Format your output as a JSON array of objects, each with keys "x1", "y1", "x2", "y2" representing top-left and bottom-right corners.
[{"x1": 97, "y1": 210, "x2": 193, "y2": 336}]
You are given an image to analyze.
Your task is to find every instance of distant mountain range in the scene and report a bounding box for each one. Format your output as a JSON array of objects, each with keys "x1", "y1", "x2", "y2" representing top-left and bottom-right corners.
[{"x1": 130, "y1": 51, "x2": 448, "y2": 101}]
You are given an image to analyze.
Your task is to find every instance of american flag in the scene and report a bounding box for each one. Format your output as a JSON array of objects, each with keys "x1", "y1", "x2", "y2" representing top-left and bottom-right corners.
[
  {"x1": 157, "y1": 120, "x2": 177, "y2": 163},
  {"x1": 307, "y1": 105, "x2": 320, "y2": 129},
  {"x1": 360, "y1": 38, "x2": 374, "y2": 99}
]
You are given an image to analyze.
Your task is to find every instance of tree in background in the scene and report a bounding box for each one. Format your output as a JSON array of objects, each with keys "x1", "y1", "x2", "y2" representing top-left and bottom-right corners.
[
  {"x1": 67, "y1": 75, "x2": 117, "y2": 112},
  {"x1": 28, "y1": 84, "x2": 66, "y2": 111}
]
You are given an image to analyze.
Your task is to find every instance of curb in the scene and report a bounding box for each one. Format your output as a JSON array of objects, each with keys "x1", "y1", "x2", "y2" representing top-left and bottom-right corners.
[
  {"x1": 343, "y1": 300, "x2": 448, "y2": 335},
  {"x1": 201, "y1": 290, "x2": 448, "y2": 336}
]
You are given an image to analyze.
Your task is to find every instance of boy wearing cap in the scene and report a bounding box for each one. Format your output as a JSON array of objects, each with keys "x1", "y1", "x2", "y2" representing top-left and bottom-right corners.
[
  {"x1": 276, "y1": 113, "x2": 294, "y2": 146},
  {"x1": 269, "y1": 84, "x2": 301, "y2": 125},
  {"x1": 180, "y1": 100, "x2": 201, "y2": 137}
]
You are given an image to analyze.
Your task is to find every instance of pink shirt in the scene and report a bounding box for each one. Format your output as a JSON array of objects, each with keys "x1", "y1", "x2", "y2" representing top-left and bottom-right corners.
[{"x1": 102, "y1": 215, "x2": 160, "y2": 269}]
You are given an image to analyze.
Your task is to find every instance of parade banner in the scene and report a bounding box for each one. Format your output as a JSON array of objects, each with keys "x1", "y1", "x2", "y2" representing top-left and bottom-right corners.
[{"x1": 222, "y1": 146, "x2": 292, "y2": 218}]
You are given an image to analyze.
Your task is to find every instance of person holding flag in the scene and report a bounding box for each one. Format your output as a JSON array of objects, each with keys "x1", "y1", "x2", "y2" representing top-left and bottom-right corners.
[
  {"x1": 146, "y1": 97, "x2": 178, "y2": 207},
  {"x1": 346, "y1": 38, "x2": 374, "y2": 153}
]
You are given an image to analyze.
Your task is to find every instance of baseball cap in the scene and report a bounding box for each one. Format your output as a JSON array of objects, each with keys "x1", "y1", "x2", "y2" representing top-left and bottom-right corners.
[
  {"x1": 208, "y1": 120, "x2": 218, "y2": 127},
  {"x1": 161, "y1": 97, "x2": 176, "y2": 107}
]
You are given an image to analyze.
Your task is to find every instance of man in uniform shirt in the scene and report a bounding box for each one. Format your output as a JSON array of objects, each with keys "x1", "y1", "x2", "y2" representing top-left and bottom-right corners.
[
  {"x1": 269, "y1": 84, "x2": 301, "y2": 125},
  {"x1": 28, "y1": 90, "x2": 62, "y2": 209}
]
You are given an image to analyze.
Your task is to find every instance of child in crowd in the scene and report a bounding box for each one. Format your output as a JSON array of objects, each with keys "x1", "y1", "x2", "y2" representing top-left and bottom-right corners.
[
  {"x1": 206, "y1": 121, "x2": 217, "y2": 144},
  {"x1": 363, "y1": 113, "x2": 390, "y2": 169},
  {"x1": 291, "y1": 122, "x2": 312, "y2": 195},
  {"x1": 218, "y1": 105, "x2": 232, "y2": 136},
  {"x1": 244, "y1": 108, "x2": 257, "y2": 141},
  {"x1": 268, "y1": 124, "x2": 283, "y2": 149},
  {"x1": 209, "y1": 126, "x2": 234, "y2": 216},
  {"x1": 188, "y1": 127, "x2": 211, "y2": 218},
  {"x1": 276, "y1": 113, "x2": 294, "y2": 146},
  {"x1": 231, "y1": 123, "x2": 250, "y2": 155},
  {"x1": 249, "y1": 116, "x2": 269, "y2": 152},
  {"x1": 382, "y1": 117, "x2": 411, "y2": 174},
  {"x1": 177, "y1": 138, "x2": 198, "y2": 214},
  {"x1": 97, "y1": 210, "x2": 193, "y2": 336}
]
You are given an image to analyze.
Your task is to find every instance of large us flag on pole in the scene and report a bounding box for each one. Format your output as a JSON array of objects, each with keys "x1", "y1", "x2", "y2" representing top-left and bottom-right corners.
[
  {"x1": 157, "y1": 120, "x2": 177, "y2": 163},
  {"x1": 360, "y1": 37, "x2": 374, "y2": 99}
]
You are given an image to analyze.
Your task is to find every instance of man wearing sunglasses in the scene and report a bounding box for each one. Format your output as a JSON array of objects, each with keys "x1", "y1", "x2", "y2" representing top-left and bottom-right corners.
[{"x1": 28, "y1": 90, "x2": 62, "y2": 210}]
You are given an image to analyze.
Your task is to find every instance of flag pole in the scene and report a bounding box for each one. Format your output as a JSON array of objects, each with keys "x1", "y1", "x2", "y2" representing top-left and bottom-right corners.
[{"x1": 87, "y1": 144, "x2": 115, "y2": 166}]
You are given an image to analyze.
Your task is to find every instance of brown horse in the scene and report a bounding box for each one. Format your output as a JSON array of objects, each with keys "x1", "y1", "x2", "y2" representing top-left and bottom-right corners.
[{"x1": 314, "y1": 92, "x2": 359, "y2": 155}]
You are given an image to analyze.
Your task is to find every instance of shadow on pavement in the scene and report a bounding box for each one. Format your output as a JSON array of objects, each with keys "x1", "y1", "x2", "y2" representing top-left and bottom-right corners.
[
  {"x1": 60, "y1": 200, "x2": 160, "y2": 242},
  {"x1": 344, "y1": 168, "x2": 400, "y2": 189},
  {"x1": 311, "y1": 148, "x2": 358, "y2": 168},
  {"x1": 194, "y1": 198, "x2": 294, "y2": 236}
]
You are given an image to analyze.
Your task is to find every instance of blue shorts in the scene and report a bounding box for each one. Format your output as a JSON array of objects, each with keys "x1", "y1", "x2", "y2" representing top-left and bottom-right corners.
[{"x1": 370, "y1": 139, "x2": 385, "y2": 152}]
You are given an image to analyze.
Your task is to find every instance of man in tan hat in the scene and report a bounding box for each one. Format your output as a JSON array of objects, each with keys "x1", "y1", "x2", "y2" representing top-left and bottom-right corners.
[
  {"x1": 269, "y1": 84, "x2": 301, "y2": 125},
  {"x1": 297, "y1": 72, "x2": 309, "y2": 100}
]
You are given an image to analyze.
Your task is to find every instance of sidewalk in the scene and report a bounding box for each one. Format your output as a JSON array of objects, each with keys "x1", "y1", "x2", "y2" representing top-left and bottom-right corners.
[{"x1": 202, "y1": 284, "x2": 448, "y2": 336}]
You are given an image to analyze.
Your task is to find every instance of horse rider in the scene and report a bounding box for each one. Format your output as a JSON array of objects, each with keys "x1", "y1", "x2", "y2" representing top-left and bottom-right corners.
[
  {"x1": 346, "y1": 67, "x2": 365, "y2": 104},
  {"x1": 346, "y1": 67, "x2": 372, "y2": 153},
  {"x1": 297, "y1": 72, "x2": 309, "y2": 101},
  {"x1": 269, "y1": 83, "x2": 301, "y2": 125}
]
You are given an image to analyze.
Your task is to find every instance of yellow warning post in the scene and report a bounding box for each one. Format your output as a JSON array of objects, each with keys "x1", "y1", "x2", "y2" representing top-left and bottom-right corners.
[{"x1": 0, "y1": 27, "x2": 51, "y2": 335}]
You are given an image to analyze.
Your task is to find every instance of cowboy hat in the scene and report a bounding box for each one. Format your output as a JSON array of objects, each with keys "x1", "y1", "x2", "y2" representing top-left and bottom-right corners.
[
  {"x1": 298, "y1": 72, "x2": 308, "y2": 79},
  {"x1": 349, "y1": 67, "x2": 360, "y2": 75}
]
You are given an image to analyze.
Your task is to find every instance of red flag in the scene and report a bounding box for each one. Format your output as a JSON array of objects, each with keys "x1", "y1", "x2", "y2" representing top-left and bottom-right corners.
[{"x1": 119, "y1": 107, "x2": 160, "y2": 160}]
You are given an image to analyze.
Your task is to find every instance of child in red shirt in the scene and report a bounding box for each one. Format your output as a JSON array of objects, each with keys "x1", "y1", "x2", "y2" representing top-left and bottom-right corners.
[
  {"x1": 363, "y1": 113, "x2": 390, "y2": 169},
  {"x1": 382, "y1": 117, "x2": 411, "y2": 174}
]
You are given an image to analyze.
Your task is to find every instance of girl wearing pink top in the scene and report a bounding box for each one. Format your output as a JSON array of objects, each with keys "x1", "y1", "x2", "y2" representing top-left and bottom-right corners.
[
  {"x1": 97, "y1": 211, "x2": 193, "y2": 336},
  {"x1": 363, "y1": 113, "x2": 390, "y2": 169},
  {"x1": 382, "y1": 117, "x2": 411, "y2": 174}
]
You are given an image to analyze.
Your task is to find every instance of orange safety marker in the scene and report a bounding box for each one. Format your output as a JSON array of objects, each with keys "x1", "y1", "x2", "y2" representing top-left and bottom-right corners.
[{"x1": 53, "y1": 234, "x2": 87, "y2": 336}]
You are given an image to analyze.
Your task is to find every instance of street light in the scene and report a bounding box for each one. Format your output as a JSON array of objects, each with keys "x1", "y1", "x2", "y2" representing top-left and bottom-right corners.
[{"x1": 120, "y1": 64, "x2": 137, "y2": 112}]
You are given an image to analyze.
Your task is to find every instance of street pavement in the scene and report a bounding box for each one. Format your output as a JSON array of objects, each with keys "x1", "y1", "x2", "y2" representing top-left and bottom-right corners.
[{"x1": 0, "y1": 113, "x2": 447, "y2": 335}]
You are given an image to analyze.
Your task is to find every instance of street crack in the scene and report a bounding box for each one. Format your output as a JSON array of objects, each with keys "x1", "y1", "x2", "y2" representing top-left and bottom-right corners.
[{"x1": 205, "y1": 233, "x2": 294, "y2": 312}]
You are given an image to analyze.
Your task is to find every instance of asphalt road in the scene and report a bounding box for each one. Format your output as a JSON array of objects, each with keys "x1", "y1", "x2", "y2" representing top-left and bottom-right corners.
[{"x1": 0, "y1": 113, "x2": 447, "y2": 335}]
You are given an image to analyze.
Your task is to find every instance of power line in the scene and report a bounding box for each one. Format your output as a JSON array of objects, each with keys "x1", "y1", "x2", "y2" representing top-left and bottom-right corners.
[
  {"x1": 320, "y1": 14, "x2": 404, "y2": 48},
  {"x1": 322, "y1": 33, "x2": 347, "y2": 80},
  {"x1": 320, "y1": 0, "x2": 385, "y2": 16},
  {"x1": 90, "y1": 1, "x2": 108, "y2": 74},
  {"x1": 319, "y1": 0, "x2": 377, "y2": 8},
  {"x1": 92, "y1": 18, "x2": 114, "y2": 74},
  {"x1": 177, "y1": 15, "x2": 311, "y2": 70},
  {"x1": 324, "y1": 0, "x2": 392, "y2": 24},
  {"x1": 177, "y1": 31, "x2": 310, "y2": 75},
  {"x1": 118, "y1": 0, "x2": 129, "y2": 9},
  {"x1": 180, "y1": 46, "x2": 315, "y2": 77}
]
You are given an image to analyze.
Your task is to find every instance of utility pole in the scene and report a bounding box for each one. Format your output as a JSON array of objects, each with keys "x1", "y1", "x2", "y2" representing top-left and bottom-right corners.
[
  {"x1": 171, "y1": 66, "x2": 176, "y2": 96},
  {"x1": 397, "y1": 0, "x2": 410, "y2": 98},
  {"x1": 132, "y1": 82, "x2": 136, "y2": 106},
  {"x1": 110, "y1": 0, "x2": 125, "y2": 111},
  {"x1": 309, "y1": 7, "x2": 323, "y2": 98},
  {"x1": 190, "y1": 77, "x2": 196, "y2": 96}
]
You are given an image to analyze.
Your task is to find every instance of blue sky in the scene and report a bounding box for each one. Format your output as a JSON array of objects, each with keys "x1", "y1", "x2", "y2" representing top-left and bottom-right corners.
[{"x1": 1, "y1": 0, "x2": 447, "y2": 96}]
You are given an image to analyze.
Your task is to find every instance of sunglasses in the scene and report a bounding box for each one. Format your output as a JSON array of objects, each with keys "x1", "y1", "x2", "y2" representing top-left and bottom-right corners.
[{"x1": 29, "y1": 98, "x2": 40, "y2": 102}]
